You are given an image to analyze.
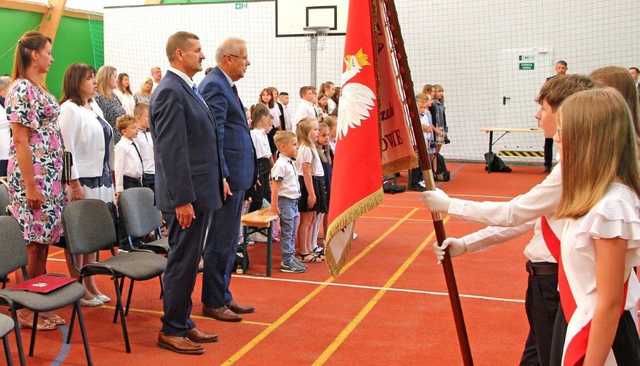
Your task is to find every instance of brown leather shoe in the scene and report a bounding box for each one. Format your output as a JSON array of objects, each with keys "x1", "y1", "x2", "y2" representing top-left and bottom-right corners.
[
  {"x1": 157, "y1": 332, "x2": 205, "y2": 355},
  {"x1": 227, "y1": 301, "x2": 255, "y2": 314},
  {"x1": 186, "y1": 328, "x2": 218, "y2": 343},
  {"x1": 202, "y1": 306, "x2": 242, "y2": 322}
]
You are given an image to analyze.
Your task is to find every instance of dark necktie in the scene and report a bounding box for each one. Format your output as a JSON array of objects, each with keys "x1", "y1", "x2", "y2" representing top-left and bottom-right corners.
[
  {"x1": 192, "y1": 85, "x2": 206, "y2": 105},
  {"x1": 277, "y1": 103, "x2": 286, "y2": 130}
]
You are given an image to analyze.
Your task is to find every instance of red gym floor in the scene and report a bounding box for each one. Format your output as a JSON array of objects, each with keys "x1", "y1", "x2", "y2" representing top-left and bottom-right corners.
[{"x1": 2, "y1": 162, "x2": 547, "y2": 365}]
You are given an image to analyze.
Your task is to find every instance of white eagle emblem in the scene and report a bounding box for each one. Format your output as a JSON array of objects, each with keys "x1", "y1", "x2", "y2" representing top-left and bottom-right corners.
[{"x1": 336, "y1": 49, "x2": 376, "y2": 140}]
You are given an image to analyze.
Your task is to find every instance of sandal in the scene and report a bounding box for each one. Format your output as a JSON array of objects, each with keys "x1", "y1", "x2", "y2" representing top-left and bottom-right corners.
[
  {"x1": 41, "y1": 312, "x2": 66, "y2": 326},
  {"x1": 300, "y1": 253, "x2": 323, "y2": 263},
  {"x1": 18, "y1": 312, "x2": 57, "y2": 331}
]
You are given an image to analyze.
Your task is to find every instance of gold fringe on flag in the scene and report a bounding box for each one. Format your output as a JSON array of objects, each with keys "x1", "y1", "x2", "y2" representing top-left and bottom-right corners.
[{"x1": 325, "y1": 188, "x2": 384, "y2": 275}]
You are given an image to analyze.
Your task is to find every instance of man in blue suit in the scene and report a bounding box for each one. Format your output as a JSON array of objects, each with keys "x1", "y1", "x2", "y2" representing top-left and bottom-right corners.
[
  {"x1": 151, "y1": 31, "x2": 222, "y2": 354},
  {"x1": 199, "y1": 38, "x2": 257, "y2": 322}
]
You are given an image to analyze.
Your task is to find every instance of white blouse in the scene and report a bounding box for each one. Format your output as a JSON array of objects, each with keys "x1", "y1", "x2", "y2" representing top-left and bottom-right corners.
[
  {"x1": 556, "y1": 182, "x2": 640, "y2": 365},
  {"x1": 58, "y1": 100, "x2": 110, "y2": 179},
  {"x1": 113, "y1": 89, "x2": 136, "y2": 116},
  {"x1": 296, "y1": 144, "x2": 323, "y2": 177},
  {"x1": 250, "y1": 128, "x2": 271, "y2": 159}
]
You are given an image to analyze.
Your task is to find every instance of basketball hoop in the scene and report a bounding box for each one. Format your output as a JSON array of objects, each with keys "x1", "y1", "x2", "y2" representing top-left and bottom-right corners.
[
  {"x1": 303, "y1": 26, "x2": 331, "y2": 87},
  {"x1": 303, "y1": 26, "x2": 330, "y2": 52}
]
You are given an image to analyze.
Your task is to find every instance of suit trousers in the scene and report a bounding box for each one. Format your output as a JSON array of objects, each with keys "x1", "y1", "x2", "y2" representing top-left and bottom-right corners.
[
  {"x1": 161, "y1": 208, "x2": 213, "y2": 336},
  {"x1": 544, "y1": 138, "x2": 554, "y2": 168},
  {"x1": 519, "y1": 262, "x2": 559, "y2": 366},
  {"x1": 202, "y1": 190, "x2": 246, "y2": 308}
]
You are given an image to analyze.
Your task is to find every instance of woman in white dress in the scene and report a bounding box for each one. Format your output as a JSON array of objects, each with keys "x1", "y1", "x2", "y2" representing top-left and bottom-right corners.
[
  {"x1": 59, "y1": 63, "x2": 114, "y2": 306},
  {"x1": 548, "y1": 87, "x2": 640, "y2": 366},
  {"x1": 113, "y1": 73, "x2": 135, "y2": 116}
]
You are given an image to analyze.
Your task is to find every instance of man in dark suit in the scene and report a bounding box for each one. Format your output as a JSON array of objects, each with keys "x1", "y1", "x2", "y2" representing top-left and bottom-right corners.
[
  {"x1": 543, "y1": 60, "x2": 568, "y2": 173},
  {"x1": 199, "y1": 38, "x2": 257, "y2": 322},
  {"x1": 151, "y1": 31, "x2": 222, "y2": 354}
]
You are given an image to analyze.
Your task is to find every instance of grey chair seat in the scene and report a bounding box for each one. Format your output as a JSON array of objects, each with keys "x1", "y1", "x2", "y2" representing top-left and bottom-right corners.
[
  {"x1": 140, "y1": 237, "x2": 169, "y2": 252},
  {"x1": 0, "y1": 313, "x2": 14, "y2": 336},
  {"x1": 91, "y1": 252, "x2": 166, "y2": 281},
  {"x1": 0, "y1": 282, "x2": 85, "y2": 312}
]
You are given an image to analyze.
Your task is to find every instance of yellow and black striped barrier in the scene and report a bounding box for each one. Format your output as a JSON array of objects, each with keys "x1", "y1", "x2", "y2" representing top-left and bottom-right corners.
[{"x1": 498, "y1": 150, "x2": 544, "y2": 158}]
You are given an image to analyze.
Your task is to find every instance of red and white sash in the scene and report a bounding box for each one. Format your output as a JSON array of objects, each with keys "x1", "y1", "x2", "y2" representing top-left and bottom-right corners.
[{"x1": 541, "y1": 216, "x2": 630, "y2": 366}]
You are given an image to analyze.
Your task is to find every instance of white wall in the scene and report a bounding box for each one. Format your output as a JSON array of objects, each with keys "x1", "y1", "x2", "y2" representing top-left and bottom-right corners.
[{"x1": 104, "y1": 0, "x2": 639, "y2": 161}]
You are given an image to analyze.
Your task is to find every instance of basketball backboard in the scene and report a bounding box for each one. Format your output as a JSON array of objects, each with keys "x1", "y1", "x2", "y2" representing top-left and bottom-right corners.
[{"x1": 275, "y1": 0, "x2": 348, "y2": 37}]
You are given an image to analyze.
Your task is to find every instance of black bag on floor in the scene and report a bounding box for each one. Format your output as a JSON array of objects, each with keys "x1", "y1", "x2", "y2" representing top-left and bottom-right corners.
[
  {"x1": 484, "y1": 152, "x2": 512, "y2": 173},
  {"x1": 434, "y1": 153, "x2": 450, "y2": 182}
]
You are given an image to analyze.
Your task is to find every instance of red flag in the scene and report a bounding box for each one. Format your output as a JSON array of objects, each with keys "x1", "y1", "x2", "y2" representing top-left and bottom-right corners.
[{"x1": 325, "y1": 0, "x2": 383, "y2": 275}]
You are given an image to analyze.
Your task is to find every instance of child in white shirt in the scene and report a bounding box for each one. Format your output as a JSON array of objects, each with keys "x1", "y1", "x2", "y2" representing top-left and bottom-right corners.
[
  {"x1": 114, "y1": 115, "x2": 143, "y2": 199},
  {"x1": 271, "y1": 131, "x2": 306, "y2": 273},
  {"x1": 248, "y1": 104, "x2": 274, "y2": 212}
]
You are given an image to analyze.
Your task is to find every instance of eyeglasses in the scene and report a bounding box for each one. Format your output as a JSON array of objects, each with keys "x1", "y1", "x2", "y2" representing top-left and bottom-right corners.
[{"x1": 226, "y1": 54, "x2": 248, "y2": 61}]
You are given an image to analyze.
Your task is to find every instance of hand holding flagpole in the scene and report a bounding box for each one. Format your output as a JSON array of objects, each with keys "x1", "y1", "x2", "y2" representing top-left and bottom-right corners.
[{"x1": 378, "y1": 1, "x2": 474, "y2": 364}]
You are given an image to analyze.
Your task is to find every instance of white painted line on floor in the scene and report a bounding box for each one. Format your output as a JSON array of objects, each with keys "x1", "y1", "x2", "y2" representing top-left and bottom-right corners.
[{"x1": 235, "y1": 274, "x2": 524, "y2": 304}]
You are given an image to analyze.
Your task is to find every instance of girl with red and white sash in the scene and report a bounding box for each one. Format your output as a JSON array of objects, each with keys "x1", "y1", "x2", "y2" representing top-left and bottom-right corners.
[{"x1": 548, "y1": 87, "x2": 640, "y2": 365}]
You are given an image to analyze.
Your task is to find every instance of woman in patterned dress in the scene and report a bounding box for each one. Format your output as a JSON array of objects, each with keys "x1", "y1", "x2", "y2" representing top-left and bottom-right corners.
[{"x1": 5, "y1": 31, "x2": 66, "y2": 330}]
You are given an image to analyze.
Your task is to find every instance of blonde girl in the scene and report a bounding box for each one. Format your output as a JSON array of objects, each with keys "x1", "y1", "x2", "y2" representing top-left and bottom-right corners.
[
  {"x1": 550, "y1": 88, "x2": 640, "y2": 365},
  {"x1": 296, "y1": 117, "x2": 326, "y2": 263}
]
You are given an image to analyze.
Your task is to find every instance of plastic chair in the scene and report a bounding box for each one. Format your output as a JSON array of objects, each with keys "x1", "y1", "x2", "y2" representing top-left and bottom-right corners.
[
  {"x1": 1, "y1": 313, "x2": 15, "y2": 366},
  {"x1": 0, "y1": 217, "x2": 92, "y2": 366},
  {"x1": 63, "y1": 199, "x2": 166, "y2": 353}
]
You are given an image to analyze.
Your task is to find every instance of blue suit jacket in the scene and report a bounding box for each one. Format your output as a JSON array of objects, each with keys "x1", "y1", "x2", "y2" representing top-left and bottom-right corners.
[
  {"x1": 150, "y1": 70, "x2": 224, "y2": 212},
  {"x1": 198, "y1": 67, "x2": 256, "y2": 192}
]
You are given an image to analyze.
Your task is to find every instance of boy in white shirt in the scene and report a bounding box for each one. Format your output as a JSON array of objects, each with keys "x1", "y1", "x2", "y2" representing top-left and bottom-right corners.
[
  {"x1": 132, "y1": 103, "x2": 155, "y2": 192},
  {"x1": 294, "y1": 86, "x2": 318, "y2": 124},
  {"x1": 271, "y1": 131, "x2": 306, "y2": 273},
  {"x1": 114, "y1": 115, "x2": 144, "y2": 198}
]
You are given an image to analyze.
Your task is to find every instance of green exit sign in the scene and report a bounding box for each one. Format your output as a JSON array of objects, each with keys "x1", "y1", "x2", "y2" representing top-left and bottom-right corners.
[{"x1": 519, "y1": 62, "x2": 535, "y2": 70}]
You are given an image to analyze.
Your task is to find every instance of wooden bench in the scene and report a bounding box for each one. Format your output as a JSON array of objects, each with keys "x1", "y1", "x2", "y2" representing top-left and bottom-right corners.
[{"x1": 239, "y1": 208, "x2": 279, "y2": 277}]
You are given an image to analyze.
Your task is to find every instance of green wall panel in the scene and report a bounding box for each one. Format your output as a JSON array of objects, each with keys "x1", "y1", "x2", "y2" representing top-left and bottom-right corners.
[
  {"x1": 0, "y1": 8, "x2": 42, "y2": 77},
  {"x1": 0, "y1": 7, "x2": 103, "y2": 98},
  {"x1": 47, "y1": 16, "x2": 104, "y2": 98}
]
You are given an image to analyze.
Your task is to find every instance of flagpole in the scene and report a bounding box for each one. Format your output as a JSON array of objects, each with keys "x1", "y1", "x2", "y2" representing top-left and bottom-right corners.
[{"x1": 379, "y1": 1, "x2": 474, "y2": 364}]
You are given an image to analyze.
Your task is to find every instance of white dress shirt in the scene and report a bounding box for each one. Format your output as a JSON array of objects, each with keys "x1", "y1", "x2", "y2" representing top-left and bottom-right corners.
[
  {"x1": 294, "y1": 99, "x2": 317, "y2": 124},
  {"x1": 114, "y1": 136, "x2": 143, "y2": 192},
  {"x1": 0, "y1": 105, "x2": 9, "y2": 161},
  {"x1": 113, "y1": 89, "x2": 136, "y2": 116},
  {"x1": 250, "y1": 128, "x2": 271, "y2": 159},
  {"x1": 271, "y1": 155, "x2": 301, "y2": 199},
  {"x1": 167, "y1": 67, "x2": 208, "y2": 107},
  {"x1": 133, "y1": 129, "x2": 155, "y2": 174},
  {"x1": 449, "y1": 164, "x2": 561, "y2": 262},
  {"x1": 58, "y1": 100, "x2": 110, "y2": 180}
]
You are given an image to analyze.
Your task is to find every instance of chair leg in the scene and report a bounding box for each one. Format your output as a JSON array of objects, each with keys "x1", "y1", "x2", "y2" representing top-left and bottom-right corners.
[
  {"x1": 124, "y1": 279, "x2": 135, "y2": 317},
  {"x1": 66, "y1": 302, "x2": 78, "y2": 344},
  {"x1": 158, "y1": 275, "x2": 164, "y2": 299},
  {"x1": 112, "y1": 278, "x2": 131, "y2": 353},
  {"x1": 74, "y1": 302, "x2": 93, "y2": 366},
  {"x1": 113, "y1": 277, "x2": 125, "y2": 324},
  {"x1": 266, "y1": 226, "x2": 273, "y2": 277},
  {"x1": 3, "y1": 335, "x2": 13, "y2": 366},
  {"x1": 28, "y1": 312, "x2": 38, "y2": 357},
  {"x1": 10, "y1": 308, "x2": 26, "y2": 366}
]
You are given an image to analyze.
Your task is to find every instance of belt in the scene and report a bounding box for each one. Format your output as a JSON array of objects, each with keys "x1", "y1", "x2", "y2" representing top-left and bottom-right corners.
[{"x1": 525, "y1": 261, "x2": 558, "y2": 276}]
